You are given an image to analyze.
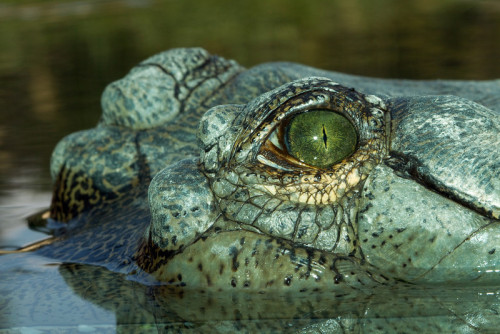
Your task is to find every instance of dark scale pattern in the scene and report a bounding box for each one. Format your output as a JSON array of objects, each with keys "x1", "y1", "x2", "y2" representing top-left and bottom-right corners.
[
  {"x1": 49, "y1": 48, "x2": 244, "y2": 223},
  {"x1": 50, "y1": 132, "x2": 151, "y2": 222},
  {"x1": 142, "y1": 228, "x2": 398, "y2": 292}
]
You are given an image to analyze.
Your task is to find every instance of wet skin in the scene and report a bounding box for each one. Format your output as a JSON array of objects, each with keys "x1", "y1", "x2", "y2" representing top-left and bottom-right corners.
[{"x1": 29, "y1": 48, "x2": 499, "y2": 291}]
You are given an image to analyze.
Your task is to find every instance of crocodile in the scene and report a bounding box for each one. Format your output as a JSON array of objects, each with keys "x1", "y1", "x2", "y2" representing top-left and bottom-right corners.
[{"x1": 2, "y1": 46, "x2": 499, "y2": 332}]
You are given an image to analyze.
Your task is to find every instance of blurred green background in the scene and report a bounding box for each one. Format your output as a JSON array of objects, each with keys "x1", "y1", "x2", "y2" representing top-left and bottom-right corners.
[{"x1": 0, "y1": 0, "x2": 499, "y2": 200}]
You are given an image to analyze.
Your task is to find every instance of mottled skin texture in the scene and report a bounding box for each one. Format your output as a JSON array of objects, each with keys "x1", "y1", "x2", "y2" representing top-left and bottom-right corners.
[
  {"x1": 42, "y1": 48, "x2": 499, "y2": 287},
  {"x1": 11, "y1": 47, "x2": 499, "y2": 331}
]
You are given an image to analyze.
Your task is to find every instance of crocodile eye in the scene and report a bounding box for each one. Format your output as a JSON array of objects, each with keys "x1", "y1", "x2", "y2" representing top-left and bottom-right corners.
[
  {"x1": 285, "y1": 110, "x2": 357, "y2": 168},
  {"x1": 262, "y1": 109, "x2": 358, "y2": 170}
]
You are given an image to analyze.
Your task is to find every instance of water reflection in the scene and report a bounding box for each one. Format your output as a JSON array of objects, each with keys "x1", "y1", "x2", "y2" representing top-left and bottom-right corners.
[
  {"x1": 6, "y1": 255, "x2": 494, "y2": 332},
  {"x1": 57, "y1": 262, "x2": 500, "y2": 333},
  {"x1": 0, "y1": 253, "x2": 116, "y2": 331},
  {"x1": 0, "y1": 185, "x2": 50, "y2": 249}
]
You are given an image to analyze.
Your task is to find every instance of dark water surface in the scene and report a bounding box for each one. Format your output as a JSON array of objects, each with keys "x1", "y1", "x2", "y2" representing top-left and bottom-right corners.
[{"x1": 0, "y1": 0, "x2": 499, "y2": 332}]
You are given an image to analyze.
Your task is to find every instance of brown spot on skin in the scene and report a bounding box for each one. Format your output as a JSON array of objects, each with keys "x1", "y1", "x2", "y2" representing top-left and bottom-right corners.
[
  {"x1": 231, "y1": 278, "x2": 237, "y2": 287},
  {"x1": 334, "y1": 274, "x2": 343, "y2": 284},
  {"x1": 219, "y1": 264, "x2": 225, "y2": 274},
  {"x1": 284, "y1": 275, "x2": 292, "y2": 286},
  {"x1": 198, "y1": 263, "x2": 203, "y2": 271},
  {"x1": 489, "y1": 248, "x2": 496, "y2": 255}
]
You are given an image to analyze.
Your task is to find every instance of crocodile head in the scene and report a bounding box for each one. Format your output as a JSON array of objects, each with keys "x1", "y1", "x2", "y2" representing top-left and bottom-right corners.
[{"x1": 42, "y1": 48, "x2": 499, "y2": 290}]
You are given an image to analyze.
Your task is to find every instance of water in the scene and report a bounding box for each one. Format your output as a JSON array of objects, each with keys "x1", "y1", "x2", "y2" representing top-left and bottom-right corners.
[{"x1": 1, "y1": 0, "x2": 499, "y2": 332}]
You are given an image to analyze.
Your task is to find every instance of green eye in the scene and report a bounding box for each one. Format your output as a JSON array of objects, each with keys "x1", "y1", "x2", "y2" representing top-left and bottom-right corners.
[{"x1": 284, "y1": 110, "x2": 357, "y2": 168}]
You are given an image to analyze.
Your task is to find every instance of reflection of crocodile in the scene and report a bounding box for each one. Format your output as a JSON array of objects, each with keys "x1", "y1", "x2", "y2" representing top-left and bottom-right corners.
[
  {"x1": 55, "y1": 262, "x2": 500, "y2": 332},
  {"x1": 34, "y1": 47, "x2": 498, "y2": 290}
]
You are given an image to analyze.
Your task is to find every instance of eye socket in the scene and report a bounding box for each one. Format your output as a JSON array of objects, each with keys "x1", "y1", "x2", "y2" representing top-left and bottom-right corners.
[{"x1": 264, "y1": 109, "x2": 358, "y2": 169}]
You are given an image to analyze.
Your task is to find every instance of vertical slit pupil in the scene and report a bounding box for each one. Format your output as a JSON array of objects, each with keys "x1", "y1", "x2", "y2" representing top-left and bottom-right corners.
[
  {"x1": 322, "y1": 125, "x2": 328, "y2": 148},
  {"x1": 282, "y1": 109, "x2": 358, "y2": 168}
]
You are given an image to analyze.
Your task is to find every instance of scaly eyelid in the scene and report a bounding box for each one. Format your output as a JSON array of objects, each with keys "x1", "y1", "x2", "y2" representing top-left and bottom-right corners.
[{"x1": 231, "y1": 84, "x2": 368, "y2": 171}]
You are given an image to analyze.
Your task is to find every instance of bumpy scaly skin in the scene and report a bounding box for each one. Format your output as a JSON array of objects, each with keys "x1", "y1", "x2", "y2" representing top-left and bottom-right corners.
[
  {"x1": 135, "y1": 77, "x2": 395, "y2": 290},
  {"x1": 359, "y1": 96, "x2": 500, "y2": 284},
  {"x1": 49, "y1": 48, "x2": 244, "y2": 221},
  {"x1": 44, "y1": 48, "x2": 499, "y2": 291},
  {"x1": 200, "y1": 79, "x2": 388, "y2": 253}
]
